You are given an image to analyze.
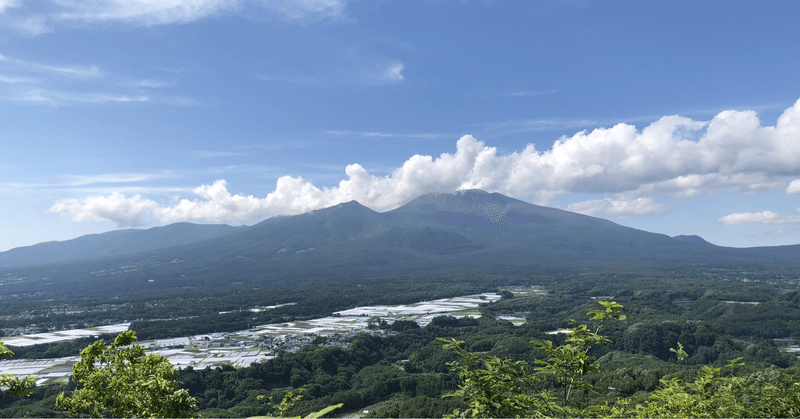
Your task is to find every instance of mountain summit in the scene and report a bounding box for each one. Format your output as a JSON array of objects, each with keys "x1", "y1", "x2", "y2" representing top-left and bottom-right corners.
[{"x1": 2, "y1": 190, "x2": 796, "y2": 273}]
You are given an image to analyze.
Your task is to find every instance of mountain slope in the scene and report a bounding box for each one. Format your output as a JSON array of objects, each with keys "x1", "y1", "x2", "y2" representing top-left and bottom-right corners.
[
  {"x1": 3, "y1": 190, "x2": 797, "y2": 301},
  {"x1": 0, "y1": 223, "x2": 239, "y2": 268},
  {"x1": 381, "y1": 190, "x2": 745, "y2": 265},
  {"x1": 93, "y1": 190, "x2": 794, "y2": 273},
  {"x1": 673, "y1": 235, "x2": 715, "y2": 246}
]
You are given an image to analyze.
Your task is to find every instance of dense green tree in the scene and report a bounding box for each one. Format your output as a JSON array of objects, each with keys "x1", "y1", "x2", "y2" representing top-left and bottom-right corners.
[{"x1": 55, "y1": 331, "x2": 197, "y2": 418}]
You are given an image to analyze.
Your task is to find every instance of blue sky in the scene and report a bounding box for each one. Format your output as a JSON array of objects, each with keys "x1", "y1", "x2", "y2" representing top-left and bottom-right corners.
[{"x1": 1, "y1": 0, "x2": 800, "y2": 251}]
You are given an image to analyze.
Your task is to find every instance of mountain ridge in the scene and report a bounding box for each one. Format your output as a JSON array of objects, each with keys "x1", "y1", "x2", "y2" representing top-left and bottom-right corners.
[
  {"x1": 673, "y1": 235, "x2": 715, "y2": 246},
  {"x1": 2, "y1": 190, "x2": 797, "y2": 272},
  {"x1": 0, "y1": 222, "x2": 240, "y2": 269}
]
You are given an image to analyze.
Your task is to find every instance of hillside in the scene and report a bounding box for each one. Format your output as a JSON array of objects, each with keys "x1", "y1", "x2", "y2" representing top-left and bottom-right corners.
[
  {"x1": 2, "y1": 190, "x2": 797, "y2": 305},
  {"x1": 0, "y1": 223, "x2": 239, "y2": 269}
]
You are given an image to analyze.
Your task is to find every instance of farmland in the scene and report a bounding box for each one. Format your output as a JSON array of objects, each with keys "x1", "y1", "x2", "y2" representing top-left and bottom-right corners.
[{"x1": 1, "y1": 292, "x2": 517, "y2": 386}]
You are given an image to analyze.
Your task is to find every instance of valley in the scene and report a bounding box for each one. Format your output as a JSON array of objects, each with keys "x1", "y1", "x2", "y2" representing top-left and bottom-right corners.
[
  {"x1": 3, "y1": 191, "x2": 800, "y2": 417},
  {"x1": 1, "y1": 292, "x2": 519, "y2": 386}
]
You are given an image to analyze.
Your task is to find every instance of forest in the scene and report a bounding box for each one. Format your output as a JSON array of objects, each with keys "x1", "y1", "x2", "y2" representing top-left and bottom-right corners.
[{"x1": 3, "y1": 269, "x2": 800, "y2": 417}]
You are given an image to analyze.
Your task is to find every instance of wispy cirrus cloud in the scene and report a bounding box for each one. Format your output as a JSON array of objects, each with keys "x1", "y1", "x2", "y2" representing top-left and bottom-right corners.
[
  {"x1": 366, "y1": 61, "x2": 403, "y2": 86},
  {"x1": 473, "y1": 87, "x2": 560, "y2": 98},
  {"x1": 237, "y1": 141, "x2": 318, "y2": 151},
  {"x1": 50, "y1": 98, "x2": 800, "y2": 224},
  {"x1": 0, "y1": 74, "x2": 36, "y2": 84},
  {"x1": 259, "y1": 59, "x2": 405, "y2": 87},
  {"x1": 0, "y1": 53, "x2": 102, "y2": 79},
  {"x1": 0, "y1": 53, "x2": 201, "y2": 106},
  {"x1": 259, "y1": 0, "x2": 346, "y2": 22},
  {"x1": 5, "y1": 15, "x2": 50, "y2": 35},
  {"x1": 193, "y1": 151, "x2": 247, "y2": 158},
  {"x1": 5, "y1": 171, "x2": 178, "y2": 191},
  {"x1": 0, "y1": 0, "x2": 349, "y2": 34},
  {"x1": 258, "y1": 73, "x2": 326, "y2": 86},
  {"x1": 472, "y1": 117, "x2": 605, "y2": 137},
  {"x1": 506, "y1": 89, "x2": 558, "y2": 97},
  {"x1": 325, "y1": 130, "x2": 453, "y2": 140},
  {"x1": 51, "y1": 0, "x2": 238, "y2": 26},
  {"x1": 133, "y1": 79, "x2": 175, "y2": 88},
  {"x1": 10, "y1": 88, "x2": 148, "y2": 104},
  {"x1": 64, "y1": 172, "x2": 176, "y2": 187}
]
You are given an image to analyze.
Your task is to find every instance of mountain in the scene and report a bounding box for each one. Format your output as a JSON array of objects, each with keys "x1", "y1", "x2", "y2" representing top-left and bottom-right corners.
[
  {"x1": 0, "y1": 222, "x2": 239, "y2": 268},
  {"x1": 380, "y1": 190, "x2": 769, "y2": 266},
  {"x1": 673, "y1": 235, "x2": 714, "y2": 246},
  {"x1": 3, "y1": 190, "x2": 797, "y2": 301}
]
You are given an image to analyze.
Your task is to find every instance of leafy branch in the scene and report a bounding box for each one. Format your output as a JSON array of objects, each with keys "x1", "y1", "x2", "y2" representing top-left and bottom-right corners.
[
  {"x1": 0, "y1": 339, "x2": 36, "y2": 397},
  {"x1": 442, "y1": 301, "x2": 626, "y2": 418}
]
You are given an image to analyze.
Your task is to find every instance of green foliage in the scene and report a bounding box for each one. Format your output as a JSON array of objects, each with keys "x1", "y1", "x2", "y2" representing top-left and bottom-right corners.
[
  {"x1": 8, "y1": 273, "x2": 800, "y2": 418},
  {"x1": 258, "y1": 389, "x2": 305, "y2": 417},
  {"x1": 0, "y1": 381, "x2": 66, "y2": 417},
  {"x1": 534, "y1": 301, "x2": 625, "y2": 409},
  {"x1": 0, "y1": 339, "x2": 36, "y2": 397},
  {"x1": 670, "y1": 342, "x2": 688, "y2": 361},
  {"x1": 443, "y1": 299, "x2": 800, "y2": 418},
  {"x1": 609, "y1": 360, "x2": 800, "y2": 418},
  {"x1": 55, "y1": 331, "x2": 198, "y2": 418},
  {"x1": 440, "y1": 338, "x2": 554, "y2": 418},
  {"x1": 628, "y1": 359, "x2": 752, "y2": 417},
  {"x1": 442, "y1": 301, "x2": 626, "y2": 417},
  {"x1": 251, "y1": 389, "x2": 342, "y2": 419}
]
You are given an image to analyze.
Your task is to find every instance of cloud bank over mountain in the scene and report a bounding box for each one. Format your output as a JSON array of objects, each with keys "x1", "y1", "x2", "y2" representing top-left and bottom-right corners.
[{"x1": 49, "y1": 98, "x2": 800, "y2": 227}]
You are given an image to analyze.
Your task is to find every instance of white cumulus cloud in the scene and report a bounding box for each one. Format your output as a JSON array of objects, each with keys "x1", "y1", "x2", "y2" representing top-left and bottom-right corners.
[
  {"x1": 787, "y1": 179, "x2": 800, "y2": 194},
  {"x1": 567, "y1": 198, "x2": 667, "y2": 218},
  {"x1": 48, "y1": 98, "x2": 800, "y2": 225},
  {"x1": 718, "y1": 210, "x2": 800, "y2": 225},
  {"x1": 49, "y1": 192, "x2": 159, "y2": 227}
]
